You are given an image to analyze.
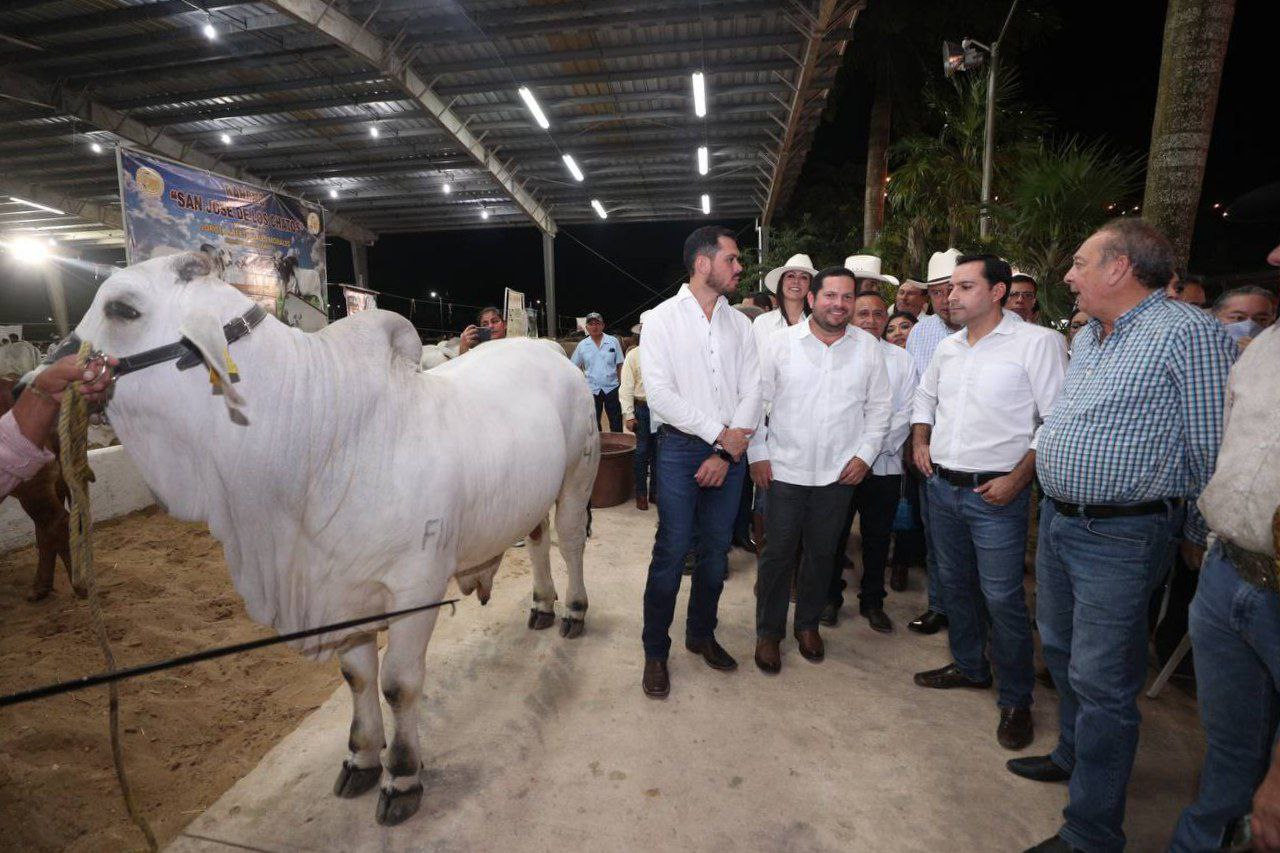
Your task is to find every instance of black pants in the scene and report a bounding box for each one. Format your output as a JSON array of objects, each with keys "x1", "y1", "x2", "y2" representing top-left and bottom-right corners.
[
  {"x1": 829, "y1": 474, "x2": 900, "y2": 613},
  {"x1": 894, "y1": 467, "x2": 927, "y2": 567},
  {"x1": 756, "y1": 480, "x2": 854, "y2": 638},
  {"x1": 594, "y1": 388, "x2": 623, "y2": 432}
]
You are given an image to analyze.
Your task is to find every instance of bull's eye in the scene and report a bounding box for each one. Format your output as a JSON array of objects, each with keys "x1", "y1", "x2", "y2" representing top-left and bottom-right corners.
[{"x1": 104, "y1": 300, "x2": 140, "y2": 321}]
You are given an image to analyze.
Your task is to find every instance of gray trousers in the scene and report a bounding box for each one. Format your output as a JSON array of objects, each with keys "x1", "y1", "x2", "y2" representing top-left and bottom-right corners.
[{"x1": 756, "y1": 479, "x2": 855, "y2": 638}]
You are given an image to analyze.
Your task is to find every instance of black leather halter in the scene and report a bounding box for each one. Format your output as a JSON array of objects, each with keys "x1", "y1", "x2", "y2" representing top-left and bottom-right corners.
[{"x1": 44, "y1": 303, "x2": 268, "y2": 378}]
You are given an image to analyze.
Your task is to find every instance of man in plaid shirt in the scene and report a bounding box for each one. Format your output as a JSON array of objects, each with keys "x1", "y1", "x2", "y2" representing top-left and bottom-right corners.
[{"x1": 1014, "y1": 219, "x2": 1236, "y2": 853}]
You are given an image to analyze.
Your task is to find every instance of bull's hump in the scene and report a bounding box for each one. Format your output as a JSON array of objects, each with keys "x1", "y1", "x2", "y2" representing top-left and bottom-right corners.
[{"x1": 317, "y1": 310, "x2": 422, "y2": 364}]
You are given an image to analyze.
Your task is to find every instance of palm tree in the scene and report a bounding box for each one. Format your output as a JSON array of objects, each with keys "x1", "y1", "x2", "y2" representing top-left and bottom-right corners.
[{"x1": 1142, "y1": 0, "x2": 1236, "y2": 268}]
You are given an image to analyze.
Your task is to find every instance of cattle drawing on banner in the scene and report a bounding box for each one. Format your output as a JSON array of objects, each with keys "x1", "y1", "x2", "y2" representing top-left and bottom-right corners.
[{"x1": 117, "y1": 148, "x2": 328, "y2": 331}]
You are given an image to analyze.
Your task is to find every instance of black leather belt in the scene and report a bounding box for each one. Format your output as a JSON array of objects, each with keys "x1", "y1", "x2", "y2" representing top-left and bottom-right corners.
[
  {"x1": 659, "y1": 424, "x2": 702, "y2": 441},
  {"x1": 1050, "y1": 498, "x2": 1178, "y2": 519},
  {"x1": 1219, "y1": 538, "x2": 1279, "y2": 594},
  {"x1": 934, "y1": 466, "x2": 1007, "y2": 488}
]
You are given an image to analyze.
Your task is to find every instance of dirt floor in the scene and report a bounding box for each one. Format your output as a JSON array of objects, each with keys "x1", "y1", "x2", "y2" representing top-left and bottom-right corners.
[{"x1": 0, "y1": 507, "x2": 342, "y2": 851}]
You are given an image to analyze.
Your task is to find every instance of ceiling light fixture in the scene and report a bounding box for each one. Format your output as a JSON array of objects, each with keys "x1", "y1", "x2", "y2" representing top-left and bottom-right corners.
[
  {"x1": 700, "y1": 193, "x2": 711, "y2": 215},
  {"x1": 202, "y1": 21, "x2": 217, "y2": 41},
  {"x1": 369, "y1": 125, "x2": 380, "y2": 138},
  {"x1": 329, "y1": 188, "x2": 338, "y2": 199},
  {"x1": 591, "y1": 199, "x2": 607, "y2": 219},
  {"x1": 220, "y1": 132, "x2": 232, "y2": 145},
  {"x1": 691, "y1": 72, "x2": 707, "y2": 118},
  {"x1": 697, "y1": 145, "x2": 709, "y2": 176},
  {"x1": 518, "y1": 86, "x2": 550, "y2": 129},
  {"x1": 9, "y1": 196, "x2": 65, "y2": 215},
  {"x1": 480, "y1": 208, "x2": 490, "y2": 220},
  {"x1": 562, "y1": 154, "x2": 585, "y2": 182},
  {"x1": 442, "y1": 181, "x2": 451, "y2": 194},
  {"x1": 90, "y1": 141, "x2": 104, "y2": 154},
  {"x1": 6, "y1": 236, "x2": 50, "y2": 264}
]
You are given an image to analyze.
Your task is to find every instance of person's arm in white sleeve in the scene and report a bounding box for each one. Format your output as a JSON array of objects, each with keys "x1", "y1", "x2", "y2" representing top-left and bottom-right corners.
[
  {"x1": 640, "y1": 312, "x2": 724, "y2": 444},
  {"x1": 1027, "y1": 331, "x2": 1069, "y2": 451},
  {"x1": 911, "y1": 345, "x2": 942, "y2": 427},
  {"x1": 619, "y1": 350, "x2": 637, "y2": 421},
  {"x1": 854, "y1": 345, "x2": 892, "y2": 465},
  {"x1": 746, "y1": 332, "x2": 778, "y2": 464},
  {"x1": 729, "y1": 318, "x2": 763, "y2": 431}
]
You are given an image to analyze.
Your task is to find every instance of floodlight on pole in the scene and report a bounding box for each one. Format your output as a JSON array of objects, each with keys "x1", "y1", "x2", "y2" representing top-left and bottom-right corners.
[
  {"x1": 9, "y1": 196, "x2": 65, "y2": 215},
  {"x1": 518, "y1": 87, "x2": 551, "y2": 129},
  {"x1": 562, "y1": 154, "x2": 585, "y2": 182},
  {"x1": 591, "y1": 199, "x2": 607, "y2": 219},
  {"x1": 701, "y1": 194, "x2": 711, "y2": 215},
  {"x1": 697, "y1": 145, "x2": 709, "y2": 176},
  {"x1": 943, "y1": 0, "x2": 1020, "y2": 240},
  {"x1": 691, "y1": 72, "x2": 707, "y2": 117}
]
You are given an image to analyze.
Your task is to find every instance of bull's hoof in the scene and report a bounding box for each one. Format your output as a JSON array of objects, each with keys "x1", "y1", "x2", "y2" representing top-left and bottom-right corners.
[
  {"x1": 375, "y1": 783, "x2": 423, "y2": 826},
  {"x1": 333, "y1": 760, "x2": 381, "y2": 798},
  {"x1": 560, "y1": 617, "x2": 585, "y2": 639},
  {"x1": 528, "y1": 608, "x2": 555, "y2": 631}
]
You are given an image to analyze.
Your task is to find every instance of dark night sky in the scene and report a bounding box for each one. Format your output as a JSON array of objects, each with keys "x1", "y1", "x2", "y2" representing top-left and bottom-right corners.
[{"x1": 5, "y1": 0, "x2": 1276, "y2": 337}]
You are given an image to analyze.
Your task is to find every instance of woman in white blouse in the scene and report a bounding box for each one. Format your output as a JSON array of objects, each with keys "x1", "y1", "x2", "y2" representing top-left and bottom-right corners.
[{"x1": 752, "y1": 254, "x2": 817, "y2": 357}]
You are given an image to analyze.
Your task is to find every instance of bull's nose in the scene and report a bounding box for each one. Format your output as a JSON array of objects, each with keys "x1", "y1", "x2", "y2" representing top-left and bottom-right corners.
[{"x1": 42, "y1": 334, "x2": 82, "y2": 365}]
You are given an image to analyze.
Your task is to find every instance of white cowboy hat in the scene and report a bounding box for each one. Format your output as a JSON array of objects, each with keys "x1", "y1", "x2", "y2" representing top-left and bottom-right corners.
[
  {"x1": 926, "y1": 248, "x2": 962, "y2": 283},
  {"x1": 631, "y1": 309, "x2": 653, "y2": 335},
  {"x1": 764, "y1": 253, "x2": 818, "y2": 293},
  {"x1": 898, "y1": 279, "x2": 928, "y2": 293},
  {"x1": 843, "y1": 254, "x2": 900, "y2": 288}
]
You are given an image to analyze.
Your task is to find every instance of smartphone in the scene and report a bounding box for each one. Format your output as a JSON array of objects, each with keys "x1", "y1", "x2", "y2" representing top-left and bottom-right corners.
[{"x1": 474, "y1": 327, "x2": 492, "y2": 343}]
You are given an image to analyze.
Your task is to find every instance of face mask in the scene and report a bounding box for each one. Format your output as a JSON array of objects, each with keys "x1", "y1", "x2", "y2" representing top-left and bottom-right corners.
[{"x1": 1223, "y1": 319, "x2": 1264, "y2": 342}]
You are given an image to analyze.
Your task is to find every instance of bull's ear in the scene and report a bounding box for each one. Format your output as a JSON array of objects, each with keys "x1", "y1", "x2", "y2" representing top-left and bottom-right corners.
[
  {"x1": 174, "y1": 252, "x2": 213, "y2": 283},
  {"x1": 179, "y1": 308, "x2": 249, "y2": 426}
]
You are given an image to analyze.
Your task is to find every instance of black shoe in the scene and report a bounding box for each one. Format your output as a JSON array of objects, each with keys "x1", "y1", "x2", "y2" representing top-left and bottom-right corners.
[
  {"x1": 1006, "y1": 754, "x2": 1070, "y2": 783},
  {"x1": 685, "y1": 636, "x2": 738, "y2": 671},
  {"x1": 863, "y1": 608, "x2": 893, "y2": 634},
  {"x1": 997, "y1": 706, "x2": 1034, "y2": 750},
  {"x1": 913, "y1": 662, "x2": 992, "y2": 690},
  {"x1": 1023, "y1": 835, "x2": 1080, "y2": 852},
  {"x1": 819, "y1": 603, "x2": 839, "y2": 627},
  {"x1": 907, "y1": 610, "x2": 948, "y2": 635},
  {"x1": 642, "y1": 659, "x2": 669, "y2": 699}
]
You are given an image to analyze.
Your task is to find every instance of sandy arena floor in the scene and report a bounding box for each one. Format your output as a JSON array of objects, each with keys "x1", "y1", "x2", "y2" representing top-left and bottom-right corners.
[{"x1": 0, "y1": 507, "x2": 342, "y2": 851}]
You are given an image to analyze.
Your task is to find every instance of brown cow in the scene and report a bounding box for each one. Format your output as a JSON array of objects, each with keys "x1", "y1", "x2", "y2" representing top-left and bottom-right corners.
[{"x1": 0, "y1": 377, "x2": 79, "y2": 601}]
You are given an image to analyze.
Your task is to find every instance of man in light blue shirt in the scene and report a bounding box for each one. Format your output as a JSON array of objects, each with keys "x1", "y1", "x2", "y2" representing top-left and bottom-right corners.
[{"x1": 571, "y1": 312, "x2": 626, "y2": 431}]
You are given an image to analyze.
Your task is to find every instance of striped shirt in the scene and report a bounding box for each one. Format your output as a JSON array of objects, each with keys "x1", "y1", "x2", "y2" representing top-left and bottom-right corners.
[
  {"x1": 905, "y1": 313, "x2": 959, "y2": 377},
  {"x1": 1036, "y1": 291, "x2": 1236, "y2": 545}
]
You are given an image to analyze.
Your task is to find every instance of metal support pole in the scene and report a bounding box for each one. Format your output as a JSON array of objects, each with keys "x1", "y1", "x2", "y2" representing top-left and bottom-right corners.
[
  {"x1": 542, "y1": 230, "x2": 556, "y2": 339},
  {"x1": 979, "y1": 45, "x2": 997, "y2": 241},
  {"x1": 756, "y1": 218, "x2": 769, "y2": 290},
  {"x1": 351, "y1": 240, "x2": 369, "y2": 288}
]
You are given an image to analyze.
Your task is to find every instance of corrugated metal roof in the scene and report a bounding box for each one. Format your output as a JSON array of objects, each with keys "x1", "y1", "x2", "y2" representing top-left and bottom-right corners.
[{"x1": 0, "y1": 0, "x2": 859, "y2": 246}]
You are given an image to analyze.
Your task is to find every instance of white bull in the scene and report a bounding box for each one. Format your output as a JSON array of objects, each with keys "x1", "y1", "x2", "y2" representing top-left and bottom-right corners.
[{"x1": 71, "y1": 252, "x2": 600, "y2": 826}]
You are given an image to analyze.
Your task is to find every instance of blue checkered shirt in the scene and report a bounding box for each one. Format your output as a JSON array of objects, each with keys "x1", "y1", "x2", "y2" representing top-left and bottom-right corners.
[
  {"x1": 1036, "y1": 291, "x2": 1236, "y2": 546},
  {"x1": 905, "y1": 313, "x2": 955, "y2": 376}
]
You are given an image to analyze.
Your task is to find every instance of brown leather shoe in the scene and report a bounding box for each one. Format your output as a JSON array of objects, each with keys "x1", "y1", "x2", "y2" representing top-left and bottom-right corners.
[
  {"x1": 794, "y1": 629, "x2": 824, "y2": 662},
  {"x1": 754, "y1": 639, "x2": 781, "y2": 674},
  {"x1": 998, "y1": 706, "x2": 1034, "y2": 750},
  {"x1": 913, "y1": 662, "x2": 993, "y2": 689},
  {"x1": 685, "y1": 636, "x2": 738, "y2": 671},
  {"x1": 889, "y1": 563, "x2": 908, "y2": 592},
  {"x1": 635, "y1": 495, "x2": 649, "y2": 511},
  {"x1": 642, "y1": 659, "x2": 669, "y2": 699}
]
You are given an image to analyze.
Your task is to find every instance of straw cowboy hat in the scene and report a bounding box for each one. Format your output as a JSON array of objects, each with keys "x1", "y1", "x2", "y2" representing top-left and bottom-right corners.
[
  {"x1": 843, "y1": 254, "x2": 899, "y2": 288},
  {"x1": 631, "y1": 309, "x2": 653, "y2": 335},
  {"x1": 926, "y1": 248, "x2": 962, "y2": 283},
  {"x1": 764, "y1": 253, "x2": 818, "y2": 293}
]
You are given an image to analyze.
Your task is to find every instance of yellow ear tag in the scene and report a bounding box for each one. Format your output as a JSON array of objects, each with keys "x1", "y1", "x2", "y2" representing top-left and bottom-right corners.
[{"x1": 207, "y1": 348, "x2": 240, "y2": 394}]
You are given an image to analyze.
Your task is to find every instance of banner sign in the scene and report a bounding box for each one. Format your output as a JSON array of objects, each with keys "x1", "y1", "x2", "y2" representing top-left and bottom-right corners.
[
  {"x1": 343, "y1": 285, "x2": 378, "y2": 314},
  {"x1": 117, "y1": 148, "x2": 328, "y2": 330},
  {"x1": 504, "y1": 287, "x2": 529, "y2": 337}
]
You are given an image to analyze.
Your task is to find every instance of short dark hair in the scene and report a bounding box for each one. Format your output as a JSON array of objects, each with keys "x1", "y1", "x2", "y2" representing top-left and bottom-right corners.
[
  {"x1": 683, "y1": 225, "x2": 735, "y2": 274},
  {"x1": 748, "y1": 291, "x2": 774, "y2": 310},
  {"x1": 885, "y1": 309, "x2": 918, "y2": 338},
  {"x1": 954, "y1": 253, "x2": 1013, "y2": 304},
  {"x1": 809, "y1": 265, "x2": 859, "y2": 297},
  {"x1": 477, "y1": 306, "x2": 502, "y2": 323},
  {"x1": 1096, "y1": 218, "x2": 1175, "y2": 289}
]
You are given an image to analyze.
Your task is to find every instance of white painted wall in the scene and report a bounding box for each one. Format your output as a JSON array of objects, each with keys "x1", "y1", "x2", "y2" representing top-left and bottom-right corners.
[{"x1": 0, "y1": 446, "x2": 155, "y2": 552}]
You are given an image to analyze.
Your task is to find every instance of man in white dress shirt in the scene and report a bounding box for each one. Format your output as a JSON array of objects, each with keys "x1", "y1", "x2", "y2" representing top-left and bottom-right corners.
[
  {"x1": 825, "y1": 290, "x2": 920, "y2": 633},
  {"x1": 748, "y1": 267, "x2": 891, "y2": 671},
  {"x1": 911, "y1": 253, "x2": 1068, "y2": 750},
  {"x1": 639, "y1": 226, "x2": 763, "y2": 698},
  {"x1": 904, "y1": 247, "x2": 963, "y2": 635}
]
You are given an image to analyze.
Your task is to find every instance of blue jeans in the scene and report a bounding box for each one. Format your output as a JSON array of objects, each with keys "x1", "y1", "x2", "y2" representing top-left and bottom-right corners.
[
  {"x1": 1036, "y1": 499, "x2": 1182, "y2": 852},
  {"x1": 926, "y1": 476, "x2": 1034, "y2": 707},
  {"x1": 642, "y1": 429, "x2": 746, "y2": 660},
  {"x1": 1171, "y1": 542, "x2": 1280, "y2": 851},
  {"x1": 919, "y1": 473, "x2": 945, "y2": 615},
  {"x1": 632, "y1": 401, "x2": 656, "y2": 499}
]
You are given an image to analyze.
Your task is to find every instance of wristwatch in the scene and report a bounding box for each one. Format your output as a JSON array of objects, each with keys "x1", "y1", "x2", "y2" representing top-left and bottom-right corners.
[{"x1": 711, "y1": 444, "x2": 733, "y2": 463}]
